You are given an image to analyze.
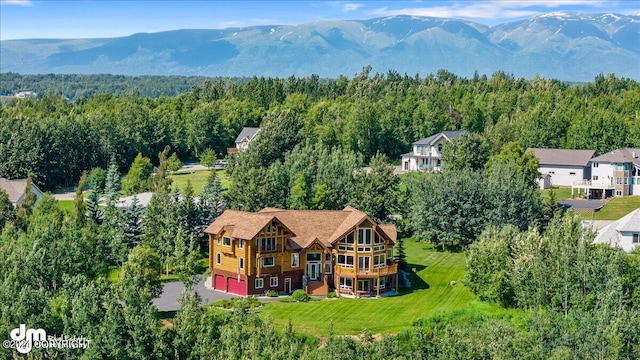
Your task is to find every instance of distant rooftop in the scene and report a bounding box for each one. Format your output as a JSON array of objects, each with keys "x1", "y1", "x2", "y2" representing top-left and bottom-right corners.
[{"x1": 529, "y1": 148, "x2": 596, "y2": 167}]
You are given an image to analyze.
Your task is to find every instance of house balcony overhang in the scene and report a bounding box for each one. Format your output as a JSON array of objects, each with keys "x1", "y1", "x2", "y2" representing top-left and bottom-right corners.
[{"x1": 336, "y1": 263, "x2": 398, "y2": 278}]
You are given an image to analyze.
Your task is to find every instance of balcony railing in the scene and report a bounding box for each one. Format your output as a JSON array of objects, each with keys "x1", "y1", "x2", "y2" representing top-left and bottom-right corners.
[
  {"x1": 257, "y1": 265, "x2": 281, "y2": 276},
  {"x1": 572, "y1": 180, "x2": 614, "y2": 189},
  {"x1": 337, "y1": 263, "x2": 398, "y2": 277}
]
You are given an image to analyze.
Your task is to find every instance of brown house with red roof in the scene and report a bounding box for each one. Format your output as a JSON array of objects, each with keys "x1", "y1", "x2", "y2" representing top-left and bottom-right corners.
[{"x1": 205, "y1": 206, "x2": 398, "y2": 297}]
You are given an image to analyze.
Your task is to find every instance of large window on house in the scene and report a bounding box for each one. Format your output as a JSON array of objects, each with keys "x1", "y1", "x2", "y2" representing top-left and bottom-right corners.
[
  {"x1": 262, "y1": 257, "x2": 275, "y2": 267},
  {"x1": 358, "y1": 228, "x2": 372, "y2": 245},
  {"x1": 270, "y1": 276, "x2": 278, "y2": 287},
  {"x1": 291, "y1": 253, "x2": 299, "y2": 268},
  {"x1": 338, "y1": 254, "x2": 354, "y2": 268},
  {"x1": 339, "y1": 277, "x2": 353, "y2": 290},
  {"x1": 338, "y1": 232, "x2": 354, "y2": 251},
  {"x1": 374, "y1": 254, "x2": 386, "y2": 268},
  {"x1": 261, "y1": 237, "x2": 277, "y2": 252},
  {"x1": 358, "y1": 256, "x2": 370, "y2": 271},
  {"x1": 255, "y1": 278, "x2": 264, "y2": 289},
  {"x1": 222, "y1": 237, "x2": 231, "y2": 247}
]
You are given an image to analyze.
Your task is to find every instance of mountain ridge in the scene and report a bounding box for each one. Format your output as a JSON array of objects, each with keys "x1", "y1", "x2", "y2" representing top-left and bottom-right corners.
[{"x1": 1, "y1": 12, "x2": 638, "y2": 81}]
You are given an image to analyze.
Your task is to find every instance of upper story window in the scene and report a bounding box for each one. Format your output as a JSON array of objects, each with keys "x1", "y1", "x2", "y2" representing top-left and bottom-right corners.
[
  {"x1": 358, "y1": 228, "x2": 372, "y2": 245},
  {"x1": 262, "y1": 257, "x2": 275, "y2": 267},
  {"x1": 222, "y1": 237, "x2": 231, "y2": 247},
  {"x1": 291, "y1": 253, "x2": 299, "y2": 267},
  {"x1": 307, "y1": 253, "x2": 321, "y2": 261},
  {"x1": 260, "y1": 237, "x2": 277, "y2": 252},
  {"x1": 263, "y1": 225, "x2": 277, "y2": 234},
  {"x1": 238, "y1": 239, "x2": 244, "y2": 249},
  {"x1": 339, "y1": 232, "x2": 354, "y2": 252},
  {"x1": 593, "y1": 162, "x2": 599, "y2": 168},
  {"x1": 437, "y1": 143, "x2": 443, "y2": 152}
]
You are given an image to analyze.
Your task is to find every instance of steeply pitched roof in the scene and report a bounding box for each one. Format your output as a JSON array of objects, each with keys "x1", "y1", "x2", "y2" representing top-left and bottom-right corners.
[
  {"x1": 0, "y1": 178, "x2": 31, "y2": 203},
  {"x1": 593, "y1": 208, "x2": 640, "y2": 247},
  {"x1": 234, "y1": 127, "x2": 261, "y2": 143},
  {"x1": 591, "y1": 148, "x2": 640, "y2": 167},
  {"x1": 528, "y1": 148, "x2": 596, "y2": 167},
  {"x1": 413, "y1": 130, "x2": 466, "y2": 146},
  {"x1": 205, "y1": 206, "x2": 397, "y2": 249}
]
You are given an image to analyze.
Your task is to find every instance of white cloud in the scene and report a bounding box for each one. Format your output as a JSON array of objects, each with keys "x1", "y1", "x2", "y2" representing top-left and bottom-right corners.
[
  {"x1": 342, "y1": 3, "x2": 364, "y2": 13},
  {"x1": 0, "y1": 0, "x2": 32, "y2": 6},
  {"x1": 370, "y1": 0, "x2": 618, "y2": 21}
]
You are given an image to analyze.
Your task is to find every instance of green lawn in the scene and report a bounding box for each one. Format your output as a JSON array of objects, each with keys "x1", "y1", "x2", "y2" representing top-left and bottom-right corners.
[
  {"x1": 541, "y1": 187, "x2": 573, "y2": 201},
  {"x1": 578, "y1": 195, "x2": 640, "y2": 220},
  {"x1": 57, "y1": 199, "x2": 75, "y2": 212},
  {"x1": 258, "y1": 239, "x2": 512, "y2": 336},
  {"x1": 169, "y1": 169, "x2": 231, "y2": 196}
]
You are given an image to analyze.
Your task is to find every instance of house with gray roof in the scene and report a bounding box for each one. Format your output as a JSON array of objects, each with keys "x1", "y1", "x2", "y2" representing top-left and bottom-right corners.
[
  {"x1": 528, "y1": 148, "x2": 596, "y2": 189},
  {"x1": 401, "y1": 130, "x2": 466, "y2": 171},
  {"x1": 0, "y1": 178, "x2": 44, "y2": 207},
  {"x1": 233, "y1": 127, "x2": 260, "y2": 152},
  {"x1": 586, "y1": 148, "x2": 640, "y2": 197},
  {"x1": 593, "y1": 208, "x2": 640, "y2": 252}
]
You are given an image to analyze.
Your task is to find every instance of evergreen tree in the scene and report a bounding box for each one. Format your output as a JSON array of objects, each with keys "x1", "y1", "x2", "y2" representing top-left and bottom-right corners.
[
  {"x1": 86, "y1": 189, "x2": 103, "y2": 225},
  {"x1": 123, "y1": 195, "x2": 144, "y2": 248},
  {"x1": 0, "y1": 189, "x2": 15, "y2": 229},
  {"x1": 15, "y1": 174, "x2": 36, "y2": 230},
  {"x1": 73, "y1": 171, "x2": 87, "y2": 226},
  {"x1": 394, "y1": 237, "x2": 407, "y2": 270},
  {"x1": 289, "y1": 172, "x2": 310, "y2": 209},
  {"x1": 104, "y1": 154, "x2": 121, "y2": 206},
  {"x1": 121, "y1": 153, "x2": 153, "y2": 195}
]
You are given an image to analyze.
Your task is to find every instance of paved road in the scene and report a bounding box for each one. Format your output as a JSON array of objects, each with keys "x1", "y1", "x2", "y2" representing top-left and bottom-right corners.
[{"x1": 152, "y1": 276, "x2": 238, "y2": 311}]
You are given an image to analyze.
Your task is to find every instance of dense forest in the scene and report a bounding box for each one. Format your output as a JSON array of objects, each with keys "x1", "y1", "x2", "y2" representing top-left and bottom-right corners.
[
  {"x1": 1, "y1": 70, "x2": 640, "y2": 358},
  {"x1": 1, "y1": 69, "x2": 639, "y2": 191}
]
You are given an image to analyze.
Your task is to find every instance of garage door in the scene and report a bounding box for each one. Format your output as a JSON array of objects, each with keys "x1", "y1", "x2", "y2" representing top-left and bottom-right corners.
[
  {"x1": 214, "y1": 275, "x2": 225, "y2": 291},
  {"x1": 227, "y1": 278, "x2": 247, "y2": 296}
]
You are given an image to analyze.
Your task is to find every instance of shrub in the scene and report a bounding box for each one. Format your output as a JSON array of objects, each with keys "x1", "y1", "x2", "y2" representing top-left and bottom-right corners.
[
  {"x1": 267, "y1": 290, "x2": 278, "y2": 297},
  {"x1": 327, "y1": 291, "x2": 337, "y2": 298},
  {"x1": 87, "y1": 167, "x2": 107, "y2": 192},
  {"x1": 291, "y1": 289, "x2": 311, "y2": 302}
]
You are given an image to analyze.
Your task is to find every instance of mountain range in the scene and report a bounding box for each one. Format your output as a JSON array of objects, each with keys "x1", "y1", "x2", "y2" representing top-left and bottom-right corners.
[{"x1": 1, "y1": 12, "x2": 638, "y2": 81}]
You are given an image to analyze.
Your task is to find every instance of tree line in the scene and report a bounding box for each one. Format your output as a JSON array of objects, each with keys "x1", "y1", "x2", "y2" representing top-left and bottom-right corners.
[{"x1": 1, "y1": 70, "x2": 638, "y2": 191}]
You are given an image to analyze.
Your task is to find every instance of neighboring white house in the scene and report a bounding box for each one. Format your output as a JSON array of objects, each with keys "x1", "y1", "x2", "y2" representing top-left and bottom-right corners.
[
  {"x1": 0, "y1": 178, "x2": 44, "y2": 207},
  {"x1": 232, "y1": 127, "x2": 261, "y2": 153},
  {"x1": 528, "y1": 148, "x2": 595, "y2": 189},
  {"x1": 573, "y1": 148, "x2": 640, "y2": 198},
  {"x1": 400, "y1": 130, "x2": 465, "y2": 171},
  {"x1": 593, "y1": 208, "x2": 640, "y2": 252}
]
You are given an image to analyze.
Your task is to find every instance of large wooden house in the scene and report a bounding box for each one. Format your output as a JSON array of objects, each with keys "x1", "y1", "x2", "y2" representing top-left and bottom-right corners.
[{"x1": 205, "y1": 206, "x2": 398, "y2": 297}]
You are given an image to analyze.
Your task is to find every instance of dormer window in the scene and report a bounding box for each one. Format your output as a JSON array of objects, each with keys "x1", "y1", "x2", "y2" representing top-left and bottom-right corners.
[{"x1": 222, "y1": 237, "x2": 231, "y2": 247}]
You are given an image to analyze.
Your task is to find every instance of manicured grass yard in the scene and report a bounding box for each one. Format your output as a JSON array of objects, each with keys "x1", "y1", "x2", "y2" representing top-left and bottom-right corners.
[
  {"x1": 541, "y1": 187, "x2": 573, "y2": 201},
  {"x1": 579, "y1": 195, "x2": 640, "y2": 220},
  {"x1": 56, "y1": 199, "x2": 75, "y2": 212},
  {"x1": 169, "y1": 169, "x2": 230, "y2": 196},
  {"x1": 258, "y1": 239, "x2": 511, "y2": 336}
]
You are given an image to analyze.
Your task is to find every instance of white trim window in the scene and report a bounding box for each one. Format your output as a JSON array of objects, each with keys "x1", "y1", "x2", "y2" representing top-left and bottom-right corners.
[
  {"x1": 338, "y1": 254, "x2": 354, "y2": 268},
  {"x1": 262, "y1": 257, "x2": 275, "y2": 267},
  {"x1": 255, "y1": 278, "x2": 264, "y2": 289},
  {"x1": 216, "y1": 253, "x2": 221, "y2": 265},
  {"x1": 270, "y1": 276, "x2": 278, "y2": 287},
  {"x1": 239, "y1": 257, "x2": 244, "y2": 270},
  {"x1": 358, "y1": 256, "x2": 370, "y2": 271},
  {"x1": 216, "y1": 237, "x2": 221, "y2": 245},
  {"x1": 238, "y1": 239, "x2": 244, "y2": 249},
  {"x1": 339, "y1": 277, "x2": 353, "y2": 290},
  {"x1": 374, "y1": 254, "x2": 385, "y2": 268},
  {"x1": 222, "y1": 237, "x2": 231, "y2": 247},
  {"x1": 291, "y1": 253, "x2": 299, "y2": 268},
  {"x1": 358, "y1": 228, "x2": 372, "y2": 245}
]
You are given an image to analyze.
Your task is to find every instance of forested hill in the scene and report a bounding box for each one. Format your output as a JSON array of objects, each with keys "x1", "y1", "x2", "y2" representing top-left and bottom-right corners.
[
  {"x1": 1, "y1": 12, "x2": 639, "y2": 81},
  {"x1": 1, "y1": 71, "x2": 639, "y2": 191}
]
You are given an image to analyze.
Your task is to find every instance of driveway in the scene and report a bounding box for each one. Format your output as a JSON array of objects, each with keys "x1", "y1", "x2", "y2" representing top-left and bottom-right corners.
[
  {"x1": 560, "y1": 199, "x2": 606, "y2": 210},
  {"x1": 152, "y1": 276, "x2": 238, "y2": 311}
]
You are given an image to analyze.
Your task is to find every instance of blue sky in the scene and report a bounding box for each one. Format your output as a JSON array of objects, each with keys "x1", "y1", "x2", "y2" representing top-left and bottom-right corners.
[{"x1": 1, "y1": 1, "x2": 638, "y2": 40}]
